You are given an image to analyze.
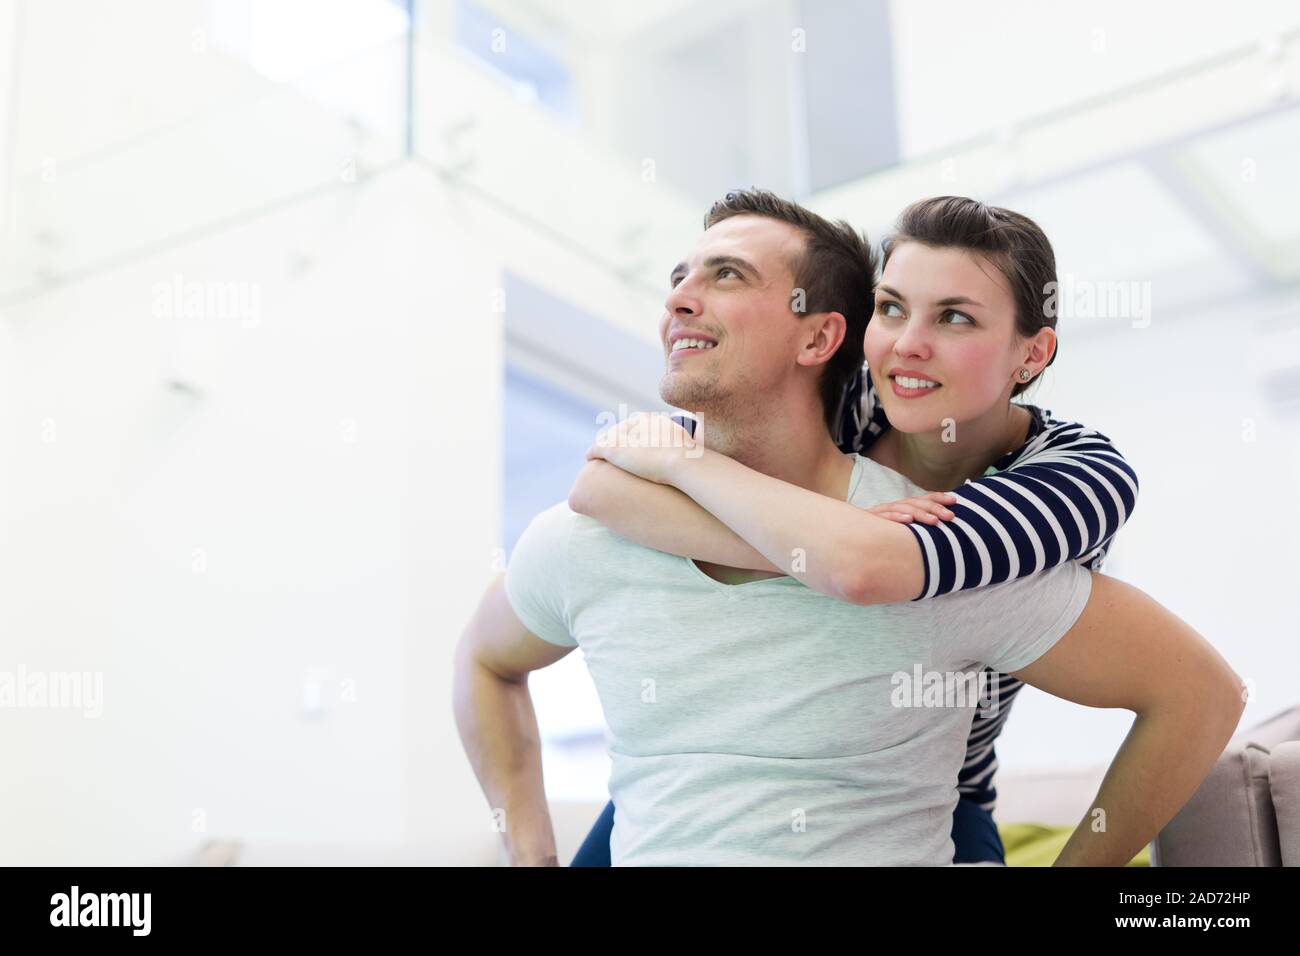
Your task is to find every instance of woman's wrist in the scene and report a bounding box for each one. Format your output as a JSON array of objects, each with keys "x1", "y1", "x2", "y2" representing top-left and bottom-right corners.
[{"x1": 666, "y1": 444, "x2": 719, "y2": 492}]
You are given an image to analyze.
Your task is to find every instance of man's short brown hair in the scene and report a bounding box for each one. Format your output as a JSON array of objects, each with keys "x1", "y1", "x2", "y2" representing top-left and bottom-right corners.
[{"x1": 704, "y1": 188, "x2": 876, "y2": 435}]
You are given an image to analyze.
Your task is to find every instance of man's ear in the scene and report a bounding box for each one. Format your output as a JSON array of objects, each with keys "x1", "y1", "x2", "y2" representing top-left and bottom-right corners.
[{"x1": 797, "y1": 311, "x2": 847, "y2": 369}]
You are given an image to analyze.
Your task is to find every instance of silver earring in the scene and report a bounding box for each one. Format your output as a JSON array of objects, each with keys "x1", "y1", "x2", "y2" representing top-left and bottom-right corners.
[{"x1": 1018, "y1": 367, "x2": 1032, "y2": 382}]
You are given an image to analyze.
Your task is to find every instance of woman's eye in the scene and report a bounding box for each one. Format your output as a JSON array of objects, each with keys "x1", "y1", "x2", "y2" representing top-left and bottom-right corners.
[
  {"x1": 941, "y1": 310, "x2": 973, "y2": 325},
  {"x1": 877, "y1": 301, "x2": 903, "y2": 317}
]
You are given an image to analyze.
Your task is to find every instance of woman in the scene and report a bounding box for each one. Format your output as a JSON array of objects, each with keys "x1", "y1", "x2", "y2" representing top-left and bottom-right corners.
[{"x1": 568, "y1": 196, "x2": 1139, "y2": 865}]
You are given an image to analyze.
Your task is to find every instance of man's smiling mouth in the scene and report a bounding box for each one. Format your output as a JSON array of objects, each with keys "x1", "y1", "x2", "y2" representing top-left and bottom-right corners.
[{"x1": 670, "y1": 338, "x2": 717, "y2": 354}]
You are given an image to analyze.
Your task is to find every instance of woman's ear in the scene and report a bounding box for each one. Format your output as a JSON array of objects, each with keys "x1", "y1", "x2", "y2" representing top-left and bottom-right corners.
[{"x1": 1022, "y1": 326, "x2": 1057, "y2": 372}]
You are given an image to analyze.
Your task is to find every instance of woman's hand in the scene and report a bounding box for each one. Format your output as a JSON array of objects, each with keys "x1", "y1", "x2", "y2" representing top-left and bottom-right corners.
[
  {"x1": 867, "y1": 491, "x2": 958, "y2": 525},
  {"x1": 585, "y1": 412, "x2": 699, "y2": 485}
]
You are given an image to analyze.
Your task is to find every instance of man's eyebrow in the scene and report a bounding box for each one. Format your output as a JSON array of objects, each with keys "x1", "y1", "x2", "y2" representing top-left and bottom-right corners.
[
  {"x1": 669, "y1": 255, "x2": 760, "y2": 284},
  {"x1": 703, "y1": 255, "x2": 759, "y2": 277},
  {"x1": 877, "y1": 285, "x2": 984, "y2": 308}
]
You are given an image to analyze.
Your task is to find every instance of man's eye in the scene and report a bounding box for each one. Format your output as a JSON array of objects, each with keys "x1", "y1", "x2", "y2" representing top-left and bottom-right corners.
[
  {"x1": 940, "y1": 310, "x2": 973, "y2": 325},
  {"x1": 717, "y1": 267, "x2": 738, "y2": 279}
]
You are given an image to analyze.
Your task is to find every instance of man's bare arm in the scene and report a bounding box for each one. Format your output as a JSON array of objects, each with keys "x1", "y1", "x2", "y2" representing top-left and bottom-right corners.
[
  {"x1": 452, "y1": 572, "x2": 574, "y2": 866},
  {"x1": 1010, "y1": 573, "x2": 1246, "y2": 866}
]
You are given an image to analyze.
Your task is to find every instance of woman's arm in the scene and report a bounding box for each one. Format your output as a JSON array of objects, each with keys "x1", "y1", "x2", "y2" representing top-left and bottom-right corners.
[
  {"x1": 907, "y1": 420, "x2": 1139, "y2": 599},
  {"x1": 665, "y1": 419, "x2": 1141, "y2": 605},
  {"x1": 666, "y1": 449, "x2": 925, "y2": 602},
  {"x1": 839, "y1": 366, "x2": 1142, "y2": 599},
  {"x1": 576, "y1": 409, "x2": 1140, "y2": 606},
  {"x1": 568, "y1": 460, "x2": 783, "y2": 574},
  {"x1": 571, "y1": 450, "x2": 925, "y2": 604}
]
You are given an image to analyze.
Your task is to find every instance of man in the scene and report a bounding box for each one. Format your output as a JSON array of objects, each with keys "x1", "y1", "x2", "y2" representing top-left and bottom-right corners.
[{"x1": 452, "y1": 191, "x2": 1244, "y2": 866}]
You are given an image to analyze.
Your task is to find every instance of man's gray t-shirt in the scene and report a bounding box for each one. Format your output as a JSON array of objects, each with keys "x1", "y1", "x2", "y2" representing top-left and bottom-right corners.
[{"x1": 504, "y1": 453, "x2": 1093, "y2": 865}]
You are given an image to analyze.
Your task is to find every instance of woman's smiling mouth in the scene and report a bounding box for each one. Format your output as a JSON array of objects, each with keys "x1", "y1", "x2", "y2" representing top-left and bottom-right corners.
[{"x1": 889, "y1": 370, "x2": 941, "y2": 398}]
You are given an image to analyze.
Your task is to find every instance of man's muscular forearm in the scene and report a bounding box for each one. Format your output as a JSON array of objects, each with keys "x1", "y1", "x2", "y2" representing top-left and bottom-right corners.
[
  {"x1": 1008, "y1": 573, "x2": 1246, "y2": 867},
  {"x1": 1053, "y1": 695, "x2": 1241, "y2": 865},
  {"x1": 453, "y1": 632, "x2": 560, "y2": 865}
]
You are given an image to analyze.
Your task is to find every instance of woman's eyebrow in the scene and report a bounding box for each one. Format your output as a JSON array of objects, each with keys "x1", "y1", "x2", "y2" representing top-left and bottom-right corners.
[{"x1": 878, "y1": 284, "x2": 984, "y2": 308}]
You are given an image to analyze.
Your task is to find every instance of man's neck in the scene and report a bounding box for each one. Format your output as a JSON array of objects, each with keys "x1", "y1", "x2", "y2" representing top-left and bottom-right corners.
[{"x1": 692, "y1": 403, "x2": 850, "y2": 500}]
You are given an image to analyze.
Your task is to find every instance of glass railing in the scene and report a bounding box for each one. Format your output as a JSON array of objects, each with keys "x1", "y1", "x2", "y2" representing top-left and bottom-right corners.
[{"x1": 0, "y1": 10, "x2": 702, "y2": 309}]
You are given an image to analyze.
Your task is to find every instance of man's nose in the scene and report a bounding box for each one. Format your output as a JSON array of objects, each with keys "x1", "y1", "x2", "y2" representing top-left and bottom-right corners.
[{"x1": 665, "y1": 279, "x2": 701, "y2": 317}]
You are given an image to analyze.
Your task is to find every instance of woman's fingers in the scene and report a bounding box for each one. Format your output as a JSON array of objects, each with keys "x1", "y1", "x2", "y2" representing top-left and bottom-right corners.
[
  {"x1": 868, "y1": 495, "x2": 958, "y2": 524},
  {"x1": 868, "y1": 506, "x2": 929, "y2": 524},
  {"x1": 872, "y1": 511, "x2": 914, "y2": 523},
  {"x1": 925, "y1": 491, "x2": 959, "y2": 504},
  {"x1": 912, "y1": 493, "x2": 957, "y2": 519}
]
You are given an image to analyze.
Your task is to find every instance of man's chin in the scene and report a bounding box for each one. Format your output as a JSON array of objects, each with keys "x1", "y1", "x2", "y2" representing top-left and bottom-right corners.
[{"x1": 659, "y1": 374, "x2": 709, "y2": 412}]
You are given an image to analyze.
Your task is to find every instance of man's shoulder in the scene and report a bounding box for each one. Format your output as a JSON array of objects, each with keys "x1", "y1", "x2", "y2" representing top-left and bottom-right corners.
[
  {"x1": 844, "y1": 452, "x2": 926, "y2": 507},
  {"x1": 531, "y1": 498, "x2": 581, "y2": 527},
  {"x1": 929, "y1": 560, "x2": 1092, "y2": 611},
  {"x1": 517, "y1": 499, "x2": 579, "y2": 542},
  {"x1": 509, "y1": 501, "x2": 586, "y2": 574},
  {"x1": 512, "y1": 499, "x2": 683, "y2": 602},
  {"x1": 520, "y1": 499, "x2": 647, "y2": 557}
]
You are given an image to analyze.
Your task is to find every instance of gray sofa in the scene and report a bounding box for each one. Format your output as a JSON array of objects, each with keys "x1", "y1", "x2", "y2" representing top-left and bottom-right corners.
[{"x1": 1152, "y1": 703, "x2": 1300, "y2": 866}]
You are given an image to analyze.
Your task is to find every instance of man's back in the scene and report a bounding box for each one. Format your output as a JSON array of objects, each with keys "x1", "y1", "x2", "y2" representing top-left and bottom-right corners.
[{"x1": 505, "y1": 453, "x2": 1092, "y2": 865}]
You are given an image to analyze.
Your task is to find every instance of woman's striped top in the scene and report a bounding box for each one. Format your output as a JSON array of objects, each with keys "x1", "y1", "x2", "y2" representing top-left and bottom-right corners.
[{"x1": 833, "y1": 364, "x2": 1140, "y2": 811}]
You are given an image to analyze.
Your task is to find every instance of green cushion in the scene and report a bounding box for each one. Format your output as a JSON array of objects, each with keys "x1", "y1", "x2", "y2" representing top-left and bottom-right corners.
[{"x1": 998, "y1": 823, "x2": 1150, "y2": 866}]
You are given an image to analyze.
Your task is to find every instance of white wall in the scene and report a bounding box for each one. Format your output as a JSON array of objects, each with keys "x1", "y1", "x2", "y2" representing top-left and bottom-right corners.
[
  {"x1": 0, "y1": 0, "x2": 693, "y2": 862},
  {"x1": 0, "y1": 164, "x2": 503, "y2": 864},
  {"x1": 996, "y1": 294, "x2": 1300, "y2": 771}
]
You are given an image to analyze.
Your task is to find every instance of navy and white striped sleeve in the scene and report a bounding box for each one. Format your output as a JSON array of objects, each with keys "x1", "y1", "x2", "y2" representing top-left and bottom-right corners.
[
  {"x1": 905, "y1": 419, "x2": 1139, "y2": 600},
  {"x1": 833, "y1": 364, "x2": 1140, "y2": 602}
]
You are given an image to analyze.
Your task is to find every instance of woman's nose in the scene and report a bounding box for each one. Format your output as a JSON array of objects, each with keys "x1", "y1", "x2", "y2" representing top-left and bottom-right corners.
[{"x1": 893, "y1": 318, "x2": 931, "y2": 358}]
